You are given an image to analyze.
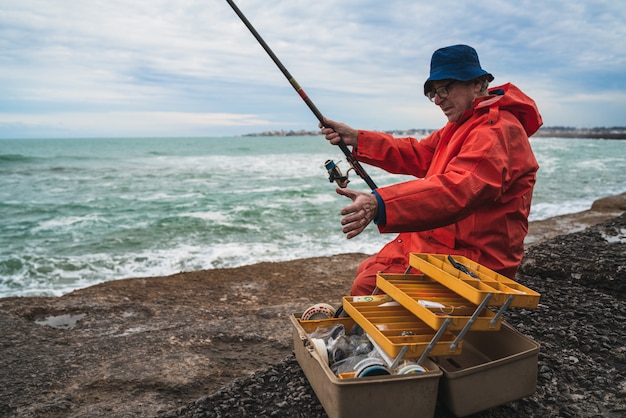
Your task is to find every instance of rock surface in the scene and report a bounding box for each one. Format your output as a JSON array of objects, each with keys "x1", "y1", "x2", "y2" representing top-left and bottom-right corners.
[
  {"x1": 1, "y1": 193, "x2": 625, "y2": 417},
  {"x1": 165, "y1": 212, "x2": 626, "y2": 418}
]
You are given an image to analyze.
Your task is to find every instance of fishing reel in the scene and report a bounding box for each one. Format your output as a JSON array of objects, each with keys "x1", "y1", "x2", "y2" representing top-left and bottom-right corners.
[{"x1": 325, "y1": 159, "x2": 352, "y2": 188}]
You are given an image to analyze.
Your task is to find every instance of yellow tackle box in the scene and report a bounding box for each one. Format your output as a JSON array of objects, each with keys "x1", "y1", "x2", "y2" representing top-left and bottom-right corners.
[{"x1": 290, "y1": 253, "x2": 542, "y2": 417}]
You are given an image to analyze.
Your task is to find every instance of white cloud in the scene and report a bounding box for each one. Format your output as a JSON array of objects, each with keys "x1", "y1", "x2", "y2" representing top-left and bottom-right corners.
[
  {"x1": 0, "y1": 111, "x2": 269, "y2": 138},
  {"x1": 1, "y1": 0, "x2": 625, "y2": 138}
]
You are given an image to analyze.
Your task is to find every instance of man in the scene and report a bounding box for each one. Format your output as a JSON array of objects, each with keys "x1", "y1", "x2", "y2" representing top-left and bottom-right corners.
[{"x1": 321, "y1": 44, "x2": 542, "y2": 296}]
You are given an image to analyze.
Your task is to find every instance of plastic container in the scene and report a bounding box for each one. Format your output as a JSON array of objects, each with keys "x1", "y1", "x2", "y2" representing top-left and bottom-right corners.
[
  {"x1": 434, "y1": 322, "x2": 540, "y2": 417},
  {"x1": 291, "y1": 314, "x2": 442, "y2": 418}
]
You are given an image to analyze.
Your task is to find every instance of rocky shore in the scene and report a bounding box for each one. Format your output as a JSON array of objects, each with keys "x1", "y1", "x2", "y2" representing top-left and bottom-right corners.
[{"x1": 1, "y1": 193, "x2": 625, "y2": 417}]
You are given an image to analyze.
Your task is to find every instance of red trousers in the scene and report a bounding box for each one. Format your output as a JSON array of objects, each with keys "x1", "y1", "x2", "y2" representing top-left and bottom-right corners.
[{"x1": 351, "y1": 254, "x2": 410, "y2": 296}]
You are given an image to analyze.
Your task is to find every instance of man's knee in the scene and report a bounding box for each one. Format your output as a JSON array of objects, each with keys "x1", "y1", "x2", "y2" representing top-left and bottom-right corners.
[{"x1": 351, "y1": 261, "x2": 408, "y2": 296}]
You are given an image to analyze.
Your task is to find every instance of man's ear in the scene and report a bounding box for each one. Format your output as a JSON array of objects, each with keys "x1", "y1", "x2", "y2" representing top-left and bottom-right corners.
[{"x1": 473, "y1": 78, "x2": 488, "y2": 94}]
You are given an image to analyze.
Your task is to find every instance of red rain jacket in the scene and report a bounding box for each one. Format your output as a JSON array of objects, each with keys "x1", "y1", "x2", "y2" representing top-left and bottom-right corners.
[{"x1": 354, "y1": 83, "x2": 542, "y2": 279}]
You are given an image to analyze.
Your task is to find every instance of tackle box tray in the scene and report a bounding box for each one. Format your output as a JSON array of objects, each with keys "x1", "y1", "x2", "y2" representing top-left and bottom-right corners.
[
  {"x1": 410, "y1": 253, "x2": 541, "y2": 307},
  {"x1": 434, "y1": 322, "x2": 540, "y2": 417},
  {"x1": 376, "y1": 274, "x2": 502, "y2": 332},
  {"x1": 341, "y1": 296, "x2": 462, "y2": 359},
  {"x1": 291, "y1": 314, "x2": 442, "y2": 418}
]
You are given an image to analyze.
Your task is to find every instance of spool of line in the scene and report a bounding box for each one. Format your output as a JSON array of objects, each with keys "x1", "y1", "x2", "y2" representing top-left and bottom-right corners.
[
  {"x1": 354, "y1": 358, "x2": 391, "y2": 378},
  {"x1": 397, "y1": 364, "x2": 427, "y2": 374},
  {"x1": 310, "y1": 338, "x2": 329, "y2": 365},
  {"x1": 301, "y1": 303, "x2": 336, "y2": 320}
]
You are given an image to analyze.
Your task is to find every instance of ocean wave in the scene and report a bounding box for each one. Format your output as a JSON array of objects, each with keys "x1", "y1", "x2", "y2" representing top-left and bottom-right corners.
[
  {"x1": 0, "y1": 153, "x2": 40, "y2": 165},
  {"x1": 1, "y1": 136, "x2": 624, "y2": 297},
  {"x1": 0, "y1": 230, "x2": 387, "y2": 297}
]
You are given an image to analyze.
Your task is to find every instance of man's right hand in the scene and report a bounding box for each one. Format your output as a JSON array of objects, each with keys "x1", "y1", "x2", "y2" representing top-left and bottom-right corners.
[{"x1": 320, "y1": 118, "x2": 358, "y2": 148}]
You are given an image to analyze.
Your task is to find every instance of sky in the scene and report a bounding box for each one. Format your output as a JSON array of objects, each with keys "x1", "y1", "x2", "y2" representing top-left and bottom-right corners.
[{"x1": 1, "y1": 0, "x2": 625, "y2": 139}]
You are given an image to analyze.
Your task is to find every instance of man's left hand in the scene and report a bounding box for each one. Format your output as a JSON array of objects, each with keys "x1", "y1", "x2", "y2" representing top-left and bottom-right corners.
[{"x1": 335, "y1": 187, "x2": 378, "y2": 239}]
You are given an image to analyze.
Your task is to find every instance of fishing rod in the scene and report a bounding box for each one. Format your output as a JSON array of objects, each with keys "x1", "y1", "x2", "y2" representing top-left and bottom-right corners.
[{"x1": 225, "y1": 0, "x2": 378, "y2": 190}]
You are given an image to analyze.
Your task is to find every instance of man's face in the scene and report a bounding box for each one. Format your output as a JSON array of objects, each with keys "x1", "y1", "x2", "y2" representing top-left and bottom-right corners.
[{"x1": 431, "y1": 79, "x2": 477, "y2": 123}]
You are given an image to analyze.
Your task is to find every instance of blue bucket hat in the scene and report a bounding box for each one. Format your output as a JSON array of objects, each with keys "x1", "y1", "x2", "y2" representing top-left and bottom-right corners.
[{"x1": 423, "y1": 44, "x2": 494, "y2": 95}]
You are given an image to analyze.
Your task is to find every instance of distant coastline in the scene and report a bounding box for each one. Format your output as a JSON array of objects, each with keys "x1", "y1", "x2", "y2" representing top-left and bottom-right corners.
[
  {"x1": 243, "y1": 126, "x2": 626, "y2": 139},
  {"x1": 532, "y1": 127, "x2": 626, "y2": 139}
]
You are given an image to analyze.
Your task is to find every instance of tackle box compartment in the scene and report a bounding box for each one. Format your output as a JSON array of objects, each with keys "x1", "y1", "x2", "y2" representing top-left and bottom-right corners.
[
  {"x1": 291, "y1": 314, "x2": 442, "y2": 418},
  {"x1": 410, "y1": 253, "x2": 541, "y2": 307},
  {"x1": 341, "y1": 295, "x2": 463, "y2": 358},
  {"x1": 376, "y1": 273, "x2": 503, "y2": 332},
  {"x1": 434, "y1": 322, "x2": 540, "y2": 417}
]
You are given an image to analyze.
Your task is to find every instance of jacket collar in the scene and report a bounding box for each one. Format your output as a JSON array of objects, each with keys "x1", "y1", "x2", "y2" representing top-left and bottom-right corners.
[{"x1": 454, "y1": 92, "x2": 502, "y2": 125}]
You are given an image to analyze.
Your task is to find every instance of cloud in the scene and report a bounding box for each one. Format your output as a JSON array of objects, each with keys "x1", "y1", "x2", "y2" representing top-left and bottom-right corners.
[
  {"x1": 1, "y1": 0, "x2": 625, "y2": 138},
  {"x1": 0, "y1": 111, "x2": 269, "y2": 138}
]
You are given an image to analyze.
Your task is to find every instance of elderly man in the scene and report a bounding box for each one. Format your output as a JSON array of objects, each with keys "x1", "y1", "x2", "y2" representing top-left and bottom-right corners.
[{"x1": 321, "y1": 44, "x2": 542, "y2": 296}]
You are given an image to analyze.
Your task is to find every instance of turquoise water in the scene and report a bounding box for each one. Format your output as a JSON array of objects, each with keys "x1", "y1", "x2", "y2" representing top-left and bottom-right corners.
[{"x1": 1, "y1": 136, "x2": 625, "y2": 297}]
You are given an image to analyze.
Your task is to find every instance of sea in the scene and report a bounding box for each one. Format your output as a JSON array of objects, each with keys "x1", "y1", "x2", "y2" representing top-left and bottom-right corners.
[{"x1": 1, "y1": 135, "x2": 625, "y2": 297}]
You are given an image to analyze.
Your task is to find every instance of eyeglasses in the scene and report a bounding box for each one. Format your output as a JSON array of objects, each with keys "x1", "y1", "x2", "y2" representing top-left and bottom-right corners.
[{"x1": 425, "y1": 80, "x2": 457, "y2": 102}]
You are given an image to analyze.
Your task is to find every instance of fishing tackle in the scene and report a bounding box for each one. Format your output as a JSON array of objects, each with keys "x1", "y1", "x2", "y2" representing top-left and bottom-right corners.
[
  {"x1": 226, "y1": 0, "x2": 377, "y2": 190},
  {"x1": 448, "y1": 255, "x2": 479, "y2": 279}
]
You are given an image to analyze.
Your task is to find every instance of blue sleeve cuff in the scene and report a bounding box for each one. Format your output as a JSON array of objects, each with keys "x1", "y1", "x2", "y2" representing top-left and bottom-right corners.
[{"x1": 372, "y1": 190, "x2": 386, "y2": 226}]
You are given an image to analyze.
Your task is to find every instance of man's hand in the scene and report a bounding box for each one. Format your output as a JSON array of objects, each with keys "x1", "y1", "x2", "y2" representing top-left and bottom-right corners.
[
  {"x1": 336, "y1": 187, "x2": 378, "y2": 239},
  {"x1": 320, "y1": 118, "x2": 358, "y2": 148}
]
